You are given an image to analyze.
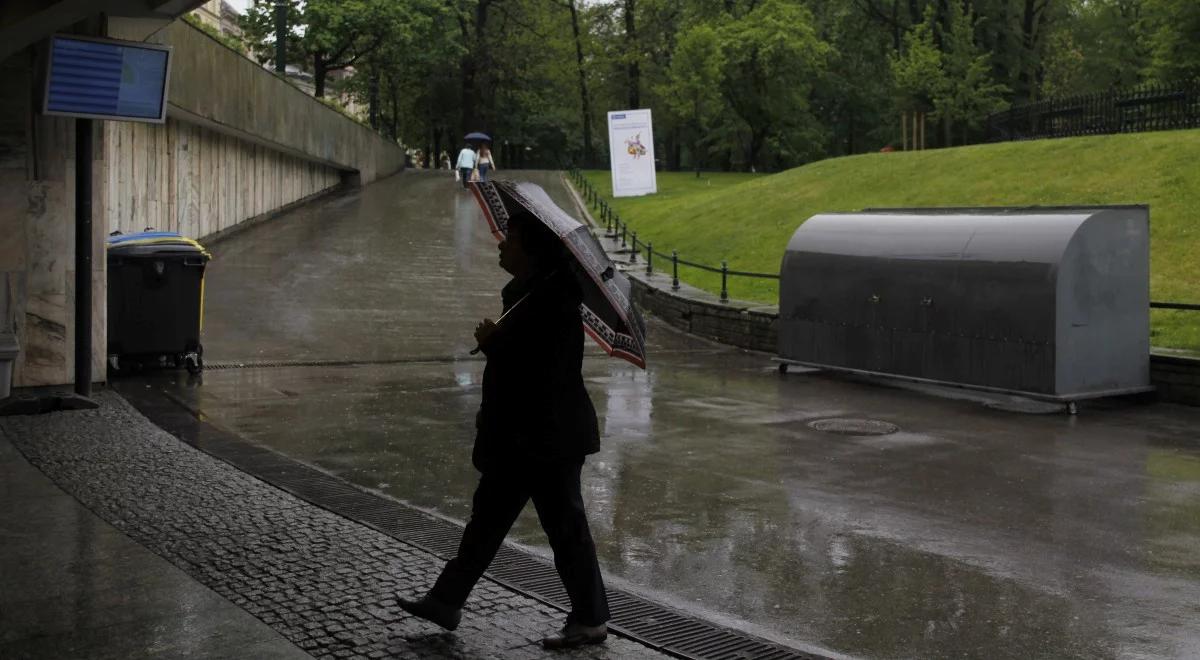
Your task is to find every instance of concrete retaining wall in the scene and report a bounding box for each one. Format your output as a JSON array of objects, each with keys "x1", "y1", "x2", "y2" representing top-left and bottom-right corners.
[
  {"x1": 123, "y1": 21, "x2": 405, "y2": 184},
  {"x1": 104, "y1": 118, "x2": 342, "y2": 240}
]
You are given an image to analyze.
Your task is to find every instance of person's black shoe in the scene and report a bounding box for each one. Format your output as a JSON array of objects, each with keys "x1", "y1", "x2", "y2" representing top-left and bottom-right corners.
[
  {"x1": 399, "y1": 595, "x2": 462, "y2": 631},
  {"x1": 542, "y1": 621, "x2": 608, "y2": 649}
]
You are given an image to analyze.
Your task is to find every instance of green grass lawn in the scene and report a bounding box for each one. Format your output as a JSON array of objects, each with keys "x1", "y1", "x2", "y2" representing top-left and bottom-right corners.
[{"x1": 580, "y1": 130, "x2": 1200, "y2": 352}]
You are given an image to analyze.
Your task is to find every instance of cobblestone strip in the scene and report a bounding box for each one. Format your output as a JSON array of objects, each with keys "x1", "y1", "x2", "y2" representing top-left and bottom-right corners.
[{"x1": 1, "y1": 392, "x2": 668, "y2": 660}]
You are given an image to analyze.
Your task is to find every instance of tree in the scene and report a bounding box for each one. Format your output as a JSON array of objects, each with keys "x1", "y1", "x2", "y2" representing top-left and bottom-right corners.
[
  {"x1": 932, "y1": 1, "x2": 1010, "y2": 144},
  {"x1": 890, "y1": 7, "x2": 943, "y2": 147},
  {"x1": 1142, "y1": 0, "x2": 1200, "y2": 84},
  {"x1": 659, "y1": 25, "x2": 724, "y2": 173},
  {"x1": 712, "y1": 0, "x2": 831, "y2": 169},
  {"x1": 242, "y1": 0, "x2": 420, "y2": 98}
]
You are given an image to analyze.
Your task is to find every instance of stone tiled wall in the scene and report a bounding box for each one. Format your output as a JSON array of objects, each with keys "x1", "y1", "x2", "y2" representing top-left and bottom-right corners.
[
  {"x1": 0, "y1": 50, "x2": 107, "y2": 387},
  {"x1": 1149, "y1": 354, "x2": 1200, "y2": 406}
]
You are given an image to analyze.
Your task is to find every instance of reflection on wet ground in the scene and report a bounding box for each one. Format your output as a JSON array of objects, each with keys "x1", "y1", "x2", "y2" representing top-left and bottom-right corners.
[{"x1": 156, "y1": 170, "x2": 1200, "y2": 658}]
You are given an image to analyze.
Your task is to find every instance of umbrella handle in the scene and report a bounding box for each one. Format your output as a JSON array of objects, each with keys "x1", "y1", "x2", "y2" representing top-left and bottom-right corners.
[{"x1": 467, "y1": 288, "x2": 537, "y2": 356}]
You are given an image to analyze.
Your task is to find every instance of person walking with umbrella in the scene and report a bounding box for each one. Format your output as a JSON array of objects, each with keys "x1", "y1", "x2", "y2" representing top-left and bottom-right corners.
[
  {"x1": 455, "y1": 142, "x2": 477, "y2": 190},
  {"x1": 400, "y1": 182, "x2": 646, "y2": 649}
]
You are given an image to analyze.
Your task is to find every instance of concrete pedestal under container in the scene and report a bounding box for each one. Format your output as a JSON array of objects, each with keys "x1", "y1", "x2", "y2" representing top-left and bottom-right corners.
[{"x1": 777, "y1": 206, "x2": 1151, "y2": 401}]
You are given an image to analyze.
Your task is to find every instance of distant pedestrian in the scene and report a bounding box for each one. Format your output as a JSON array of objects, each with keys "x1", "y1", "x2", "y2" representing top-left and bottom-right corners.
[
  {"x1": 399, "y1": 211, "x2": 610, "y2": 649},
  {"x1": 477, "y1": 145, "x2": 497, "y2": 182},
  {"x1": 440, "y1": 150, "x2": 452, "y2": 170},
  {"x1": 455, "y1": 144, "x2": 477, "y2": 190}
]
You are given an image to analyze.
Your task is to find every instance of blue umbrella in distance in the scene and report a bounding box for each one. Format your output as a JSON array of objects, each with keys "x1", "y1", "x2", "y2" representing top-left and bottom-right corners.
[{"x1": 464, "y1": 131, "x2": 491, "y2": 142}]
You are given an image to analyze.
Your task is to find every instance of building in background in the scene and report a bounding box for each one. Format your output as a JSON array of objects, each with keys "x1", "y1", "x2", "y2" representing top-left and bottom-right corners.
[{"x1": 190, "y1": 0, "x2": 243, "y2": 39}]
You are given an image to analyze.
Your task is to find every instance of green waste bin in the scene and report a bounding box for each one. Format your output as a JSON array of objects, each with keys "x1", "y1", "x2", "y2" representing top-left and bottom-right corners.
[{"x1": 106, "y1": 231, "x2": 211, "y2": 374}]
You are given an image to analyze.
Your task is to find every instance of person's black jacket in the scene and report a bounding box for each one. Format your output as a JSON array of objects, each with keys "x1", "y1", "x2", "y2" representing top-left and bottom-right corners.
[{"x1": 473, "y1": 269, "x2": 600, "y2": 472}]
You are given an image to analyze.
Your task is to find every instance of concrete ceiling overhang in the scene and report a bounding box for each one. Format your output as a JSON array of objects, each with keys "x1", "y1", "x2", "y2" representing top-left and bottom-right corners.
[{"x1": 0, "y1": 0, "x2": 208, "y2": 60}]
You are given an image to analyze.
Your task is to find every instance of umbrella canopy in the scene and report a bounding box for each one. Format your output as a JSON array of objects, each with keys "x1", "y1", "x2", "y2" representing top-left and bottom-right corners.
[
  {"x1": 470, "y1": 180, "x2": 647, "y2": 369},
  {"x1": 464, "y1": 131, "x2": 491, "y2": 142}
]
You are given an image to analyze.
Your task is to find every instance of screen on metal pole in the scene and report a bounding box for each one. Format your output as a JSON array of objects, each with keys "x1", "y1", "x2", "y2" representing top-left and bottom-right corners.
[{"x1": 43, "y1": 35, "x2": 172, "y2": 123}]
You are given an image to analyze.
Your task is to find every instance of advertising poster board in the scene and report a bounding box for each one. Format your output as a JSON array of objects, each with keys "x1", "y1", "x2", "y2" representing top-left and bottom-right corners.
[
  {"x1": 43, "y1": 34, "x2": 173, "y2": 123},
  {"x1": 607, "y1": 109, "x2": 657, "y2": 197}
]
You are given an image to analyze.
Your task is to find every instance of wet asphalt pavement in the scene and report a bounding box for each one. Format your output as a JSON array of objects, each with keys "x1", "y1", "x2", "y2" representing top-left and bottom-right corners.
[{"x1": 151, "y1": 170, "x2": 1200, "y2": 659}]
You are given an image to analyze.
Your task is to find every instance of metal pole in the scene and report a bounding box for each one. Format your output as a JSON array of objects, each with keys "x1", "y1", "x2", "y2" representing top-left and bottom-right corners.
[
  {"x1": 671, "y1": 251, "x2": 679, "y2": 290},
  {"x1": 75, "y1": 118, "x2": 93, "y2": 396},
  {"x1": 646, "y1": 242, "x2": 653, "y2": 274},
  {"x1": 274, "y1": 0, "x2": 288, "y2": 74},
  {"x1": 620, "y1": 224, "x2": 627, "y2": 247},
  {"x1": 720, "y1": 260, "x2": 728, "y2": 302},
  {"x1": 630, "y1": 233, "x2": 638, "y2": 263}
]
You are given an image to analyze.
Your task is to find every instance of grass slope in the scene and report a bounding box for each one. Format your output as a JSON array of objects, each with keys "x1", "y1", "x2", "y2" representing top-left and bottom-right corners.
[{"x1": 583, "y1": 130, "x2": 1200, "y2": 352}]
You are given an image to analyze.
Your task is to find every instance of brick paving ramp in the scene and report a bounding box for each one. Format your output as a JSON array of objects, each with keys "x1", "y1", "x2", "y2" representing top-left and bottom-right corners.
[{"x1": 0, "y1": 392, "x2": 668, "y2": 660}]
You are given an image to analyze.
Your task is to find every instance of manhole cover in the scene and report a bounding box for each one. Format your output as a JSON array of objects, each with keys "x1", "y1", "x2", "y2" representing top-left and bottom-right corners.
[{"x1": 808, "y1": 418, "x2": 899, "y2": 436}]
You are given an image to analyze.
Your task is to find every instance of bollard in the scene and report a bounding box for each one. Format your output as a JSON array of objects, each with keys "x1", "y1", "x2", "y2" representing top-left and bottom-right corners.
[
  {"x1": 646, "y1": 242, "x2": 653, "y2": 274},
  {"x1": 621, "y1": 223, "x2": 627, "y2": 247},
  {"x1": 630, "y1": 233, "x2": 638, "y2": 263},
  {"x1": 672, "y1": 251, "x2": 680, "y2": 290},
  {"x1": 720, "y1": 261, "x2": 729, "y2": 302}
]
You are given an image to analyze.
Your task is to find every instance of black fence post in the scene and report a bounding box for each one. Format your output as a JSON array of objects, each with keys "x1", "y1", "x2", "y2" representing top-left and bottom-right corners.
[
  {"x1": 646, "y1": 242, "x2": 653, "y2": 275},
  {"x1": 720, "y1": 261, "x2": 729, "y2": 302},
  {"x1": 630, "y1": 232, "x2": 638, "y2": 263},
  {"x1": 621, "y1": 223, "x2": 627, "y2": 248},
  {"x1": 672, "y1": 251, "x2": 679, "y2": 290}
]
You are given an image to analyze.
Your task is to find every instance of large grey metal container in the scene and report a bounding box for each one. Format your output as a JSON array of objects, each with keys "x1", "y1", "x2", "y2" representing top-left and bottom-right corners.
[{"x1": 778, "y1": 206, "x2": 1151, "y2": 401}]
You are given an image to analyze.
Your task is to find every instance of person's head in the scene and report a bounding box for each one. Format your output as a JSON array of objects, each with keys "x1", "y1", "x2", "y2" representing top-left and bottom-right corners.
[{"x1": 498, "y1": 212, "x2": 565, "y2": 278}]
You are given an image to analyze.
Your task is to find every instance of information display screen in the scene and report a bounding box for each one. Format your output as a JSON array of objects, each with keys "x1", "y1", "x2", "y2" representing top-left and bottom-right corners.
[{"x1": 43, "y1": 35, "x2": 172, "y2": 123}]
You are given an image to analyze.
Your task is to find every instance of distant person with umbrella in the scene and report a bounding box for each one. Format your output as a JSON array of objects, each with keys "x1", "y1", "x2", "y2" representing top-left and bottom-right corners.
[
  {"x1": 400, "y1": 182, "x2": 647, "y2": 649},
  {"x1": 455, "y1": 142, "x2": 477, "y2": 190}
]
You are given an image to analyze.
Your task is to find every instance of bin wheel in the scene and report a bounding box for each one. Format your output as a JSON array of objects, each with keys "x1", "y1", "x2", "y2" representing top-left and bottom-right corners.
[{"x1": 185, "y1": 353, "x2": 203, "y2": 374}]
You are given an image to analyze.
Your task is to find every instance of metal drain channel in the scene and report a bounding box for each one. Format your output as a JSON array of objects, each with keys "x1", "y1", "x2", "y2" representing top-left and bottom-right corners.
[
  {"x1": 205, "y1": 355, "x2": 485, "y2": 370},
  {"x1": 115, "y1": 381, "x2": 826, "y2": 660}
]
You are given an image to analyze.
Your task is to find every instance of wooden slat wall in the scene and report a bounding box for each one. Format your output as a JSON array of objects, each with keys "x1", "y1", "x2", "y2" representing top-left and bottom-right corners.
[{"x1": 105, "y1": 118, "x2": 344, "y2": 239}]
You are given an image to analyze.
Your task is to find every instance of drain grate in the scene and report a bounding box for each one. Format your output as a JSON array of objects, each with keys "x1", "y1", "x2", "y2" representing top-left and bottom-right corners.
[
  {"x1": 807, "y1": 418, "x2": 899, "y2": 436},
  {"x1": 116, "y1": 381, "x2": 828, "y2": 660},
  {"x1": 205, "y1": 355, "x2": 484, "y2": 370}
]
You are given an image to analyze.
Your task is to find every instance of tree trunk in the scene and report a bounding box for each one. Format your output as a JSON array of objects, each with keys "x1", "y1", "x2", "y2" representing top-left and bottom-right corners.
[
  {"x1": 568, "y1": 0, "x2": 592, "y2": 166},
  {"x1": 314, "y1": 54, "x2": 327, "y2": 98},
  {"x1": 624, "y1": 0, "x2": 639, "y2": 108},
  {"x1": 389, "y1": 78, "x2": 399, "y2": 139},
  {"x1": 368, "y1": 66, "x2": 380, "y2": 129}
]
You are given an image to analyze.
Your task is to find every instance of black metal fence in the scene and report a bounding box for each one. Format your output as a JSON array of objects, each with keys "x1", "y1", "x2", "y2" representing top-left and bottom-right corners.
[
  {"x1": 568, "y1": 169, "x2": 779, "y2": 302},
  {"x1": 985, "y1": 83, "x2": 1200, "y2": 142}
]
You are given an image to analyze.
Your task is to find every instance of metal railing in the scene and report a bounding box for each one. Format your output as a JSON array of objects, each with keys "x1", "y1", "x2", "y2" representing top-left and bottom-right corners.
[
  {"x1": 985, "y1": 83, "x2": 1200, "y2": 142},
  {"x1": 568, "y1": 169, "x2": 779, "y2": 303},
  {"x1": 567, "y1": 169, "x2": 1200, "y2": 317}
]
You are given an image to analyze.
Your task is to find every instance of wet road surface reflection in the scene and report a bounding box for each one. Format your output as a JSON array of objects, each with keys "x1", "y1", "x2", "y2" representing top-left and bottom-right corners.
[{"x1": 155, "y1": 170, "x2": 1200, "y2": 659}]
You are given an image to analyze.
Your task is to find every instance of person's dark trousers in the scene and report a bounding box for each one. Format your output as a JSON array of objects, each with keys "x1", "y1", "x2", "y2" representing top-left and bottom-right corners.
[
  {"x1": 459, "y1": 167, "x2": 472, "y2": 188},
  {"x1": 429, "y1": 458, "x2": 609, "y2": 626}
]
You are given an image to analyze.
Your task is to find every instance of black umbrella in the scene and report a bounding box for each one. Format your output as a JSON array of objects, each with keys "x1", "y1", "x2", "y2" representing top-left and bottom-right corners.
[
  {"x1": 470, "y1": 180, "x2": 647, "y2": 369},
  {"x1": 464, "y1": 131, "x2": 491, "y2": 142}
]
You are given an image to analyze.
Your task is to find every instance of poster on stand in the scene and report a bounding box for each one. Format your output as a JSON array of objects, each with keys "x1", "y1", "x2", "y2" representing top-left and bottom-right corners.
[{"x1": 607, "y1": 109, "x2": 657, "y2": 197}]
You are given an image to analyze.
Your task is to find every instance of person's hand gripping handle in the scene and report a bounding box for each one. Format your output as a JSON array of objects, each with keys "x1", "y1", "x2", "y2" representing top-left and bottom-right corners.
[{"x1": 470, "y1": 319, "x2": 498, "y2": 355}]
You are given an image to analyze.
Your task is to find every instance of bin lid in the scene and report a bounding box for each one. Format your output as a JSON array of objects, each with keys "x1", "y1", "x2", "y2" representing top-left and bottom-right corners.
[{"x1": 106, "y1": 231, "x2": 211, "y2": 259}]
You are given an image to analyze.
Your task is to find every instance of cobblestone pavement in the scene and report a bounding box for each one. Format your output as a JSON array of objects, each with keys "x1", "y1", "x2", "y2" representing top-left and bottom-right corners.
[{"x1": 1, "y1": 391, "x2": 669, "y2": 660}]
